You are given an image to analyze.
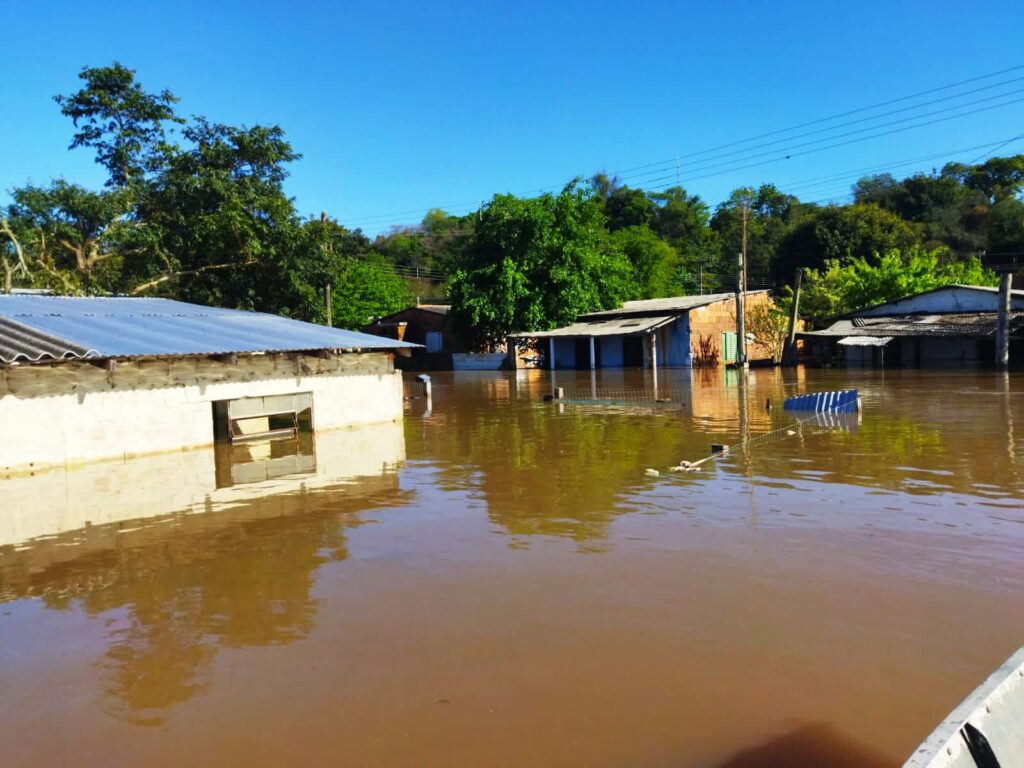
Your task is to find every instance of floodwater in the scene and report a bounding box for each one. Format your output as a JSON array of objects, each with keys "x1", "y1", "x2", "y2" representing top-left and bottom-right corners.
[{"x1": 1, "y1": 368, "x2": 1022, "y2": 767}]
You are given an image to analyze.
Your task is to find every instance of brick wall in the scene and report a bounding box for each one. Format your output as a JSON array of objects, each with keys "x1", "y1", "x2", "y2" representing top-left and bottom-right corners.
[{"x1": 687, "y1": 292, "x2": 776, "y2": 365}]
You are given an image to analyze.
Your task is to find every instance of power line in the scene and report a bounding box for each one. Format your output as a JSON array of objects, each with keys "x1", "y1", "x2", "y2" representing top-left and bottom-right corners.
[
  {"x1": 771, "y1": 138, "x2": 1024, "y2": 194},
  {"x1": 638, "y1": 96, "x2": 1024, "y2": 193},
  {"x1": 341, "y1": 65, "x2": 1024, "y2": 227},
  {"x1": 970, "y1": 132, "x2": 1024, "y2": 163},
  {"x1": 607, "y1": 63, "x2": 1024, "y2": 176},
  {"x1": 613, "y1": 77, "x2": 1024, "y2": 186}
]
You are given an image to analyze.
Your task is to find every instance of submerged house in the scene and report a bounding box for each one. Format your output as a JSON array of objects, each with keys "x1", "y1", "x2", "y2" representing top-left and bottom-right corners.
[
  {"x1": 363, "y1": 303, "x2": 462, "y2": 370},
  {"x1": 511, "y1": 291, "x2": 774, "y2": 369},
  {"x1": 0, "y1": 296, "x2": 415, "y2": 474},
  {"x1": 800, "y1": 284, "x2": 1024, "y2": 367}
]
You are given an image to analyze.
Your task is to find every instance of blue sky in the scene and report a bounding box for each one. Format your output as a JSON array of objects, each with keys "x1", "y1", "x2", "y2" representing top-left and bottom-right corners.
[{"x1": 2, "y1": 1, "x2": 1023, "y2": 235}]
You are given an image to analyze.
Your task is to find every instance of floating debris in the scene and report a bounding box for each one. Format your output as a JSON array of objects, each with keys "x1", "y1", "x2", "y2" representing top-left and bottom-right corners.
[
  {"x1": 784, "y1": 389, "x2": 859, "y2": 413},
  {"x1": 644, "y1": 468, "x2": 660, "y2": 477}
]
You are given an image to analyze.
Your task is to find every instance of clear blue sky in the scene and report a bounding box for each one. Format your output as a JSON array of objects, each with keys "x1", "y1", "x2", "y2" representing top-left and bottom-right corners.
[{"x1": 2, "y1": 0, "x2": 1023, "y2": 235}]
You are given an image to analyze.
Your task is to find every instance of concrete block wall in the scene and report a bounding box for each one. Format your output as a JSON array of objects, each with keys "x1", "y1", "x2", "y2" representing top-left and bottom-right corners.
[{"x1": 0, "y1": 352, "x2": 403, "y2": 473}]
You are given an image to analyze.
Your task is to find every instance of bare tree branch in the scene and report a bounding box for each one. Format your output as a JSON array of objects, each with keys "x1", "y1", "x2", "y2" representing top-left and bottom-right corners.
[
  {"x1": 0, "y1": 217, "x2": 31, "y2": 294},
  {"x1": 129, "y1": 259, "x2": 254, "y2": 295}
]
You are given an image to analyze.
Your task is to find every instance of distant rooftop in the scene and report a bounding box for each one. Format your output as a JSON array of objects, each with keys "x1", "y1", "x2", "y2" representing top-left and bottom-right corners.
[
  {"x1": 0, "y1": 295, "x2": 416, "y2": 364},
  {"x1": 415, "y1": 304, "x2": 450, "y2": 315},
  {"x1": 581, "y1": 291, "x2": 769, "y2": 319},
  {"x1": 803, "y1": 311, "x2": 1024, "y2": 339}
]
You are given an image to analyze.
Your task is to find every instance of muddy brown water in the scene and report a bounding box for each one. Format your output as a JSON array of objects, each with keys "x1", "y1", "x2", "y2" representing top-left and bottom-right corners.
[{"x1": 0, "y1": 368, "x2": 1022, "y2": 767}]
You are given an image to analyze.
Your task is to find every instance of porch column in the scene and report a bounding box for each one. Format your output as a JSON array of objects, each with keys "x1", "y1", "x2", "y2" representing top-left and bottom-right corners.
[
  {"x1": 649, "y1": 331, "x2": 658, "y2": 372},
  {"x1": 997, "y1": 271, "x2": 1012, "y2": 369},
  {"x1": 589, "y1": 336, "x2": 596, "y2": 370},
  {"x1": 549, "y1": 337, "x2": 556, "y2": 370}
]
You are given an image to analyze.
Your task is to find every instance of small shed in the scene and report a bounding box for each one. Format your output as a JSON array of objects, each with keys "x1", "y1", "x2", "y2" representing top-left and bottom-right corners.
[
  {"x1": 800, "y1": 285, "x2": 1024, "y2": 367},
  {"x1": 0, "y1": 296, "x2": 416, "y2": 473},
  {"x1": 363, "y1": 304, "x2": 462, "y2": 370},
  {"x1": 510, "y1": 291, "x2": 773, "y2": 369}
]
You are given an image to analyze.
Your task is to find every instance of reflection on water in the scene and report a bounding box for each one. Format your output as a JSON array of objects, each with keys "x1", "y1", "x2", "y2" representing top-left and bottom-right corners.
[
  {"x1": 0, "y1": 370, "x2": 1022, "y2": 767},
  {"x1": 214, "y1": 432, "x2": 317, "y2": 488},
  {"x1": 0, "y1": 423, "x2": 409, "y2": 727}
]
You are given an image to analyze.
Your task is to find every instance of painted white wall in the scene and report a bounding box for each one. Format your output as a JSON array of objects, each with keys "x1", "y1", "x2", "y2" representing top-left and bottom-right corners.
[
  {"x1": 0, "y1": 352, "x2": 402, "y2": 473},
  {"x1": 855, "y1": 287, "x2": 1024, "y2": 316}
]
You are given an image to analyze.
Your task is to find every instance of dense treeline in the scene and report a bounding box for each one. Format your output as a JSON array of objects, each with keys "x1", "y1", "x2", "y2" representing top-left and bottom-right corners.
[{"x1": 3, "y1": 64, "x2": 1022, "y2": 346}]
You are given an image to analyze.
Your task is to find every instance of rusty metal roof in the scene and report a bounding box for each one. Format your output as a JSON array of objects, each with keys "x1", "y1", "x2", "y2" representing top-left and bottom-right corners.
[
  {"x1": 0, "y1": 296, "x2": 416, "y2": 364},
  {"x1": 802, "y1": 312, "x2": 1024, "y2": 339},
  {"x1": 581, "y1": 291, "x2": 769, "y2": 319}
]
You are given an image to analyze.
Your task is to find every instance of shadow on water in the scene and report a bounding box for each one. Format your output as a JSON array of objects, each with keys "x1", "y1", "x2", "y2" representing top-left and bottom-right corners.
[{"x1": 709, "y1": 723, "x2": 896, "y2": 768}]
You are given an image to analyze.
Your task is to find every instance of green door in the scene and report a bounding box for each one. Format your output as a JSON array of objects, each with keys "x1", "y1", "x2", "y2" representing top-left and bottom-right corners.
[{"x1": 721, "y1": 331, "x2": 737, "y2": 363}]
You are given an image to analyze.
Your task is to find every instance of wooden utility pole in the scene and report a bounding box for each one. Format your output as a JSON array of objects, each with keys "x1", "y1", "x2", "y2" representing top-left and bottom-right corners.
[
  {"x1": 734, "y1": 204, "x2": 748, "y2": 368},
  {"x1": 996, "y1": 270, "x2": 1012, "y2": 368},
  {"x1": 321, "y1": 211, "x2": 333, "y2": 328},
  {"x1": 783, "y1": 268, "x2": 803, "y2": 366}
]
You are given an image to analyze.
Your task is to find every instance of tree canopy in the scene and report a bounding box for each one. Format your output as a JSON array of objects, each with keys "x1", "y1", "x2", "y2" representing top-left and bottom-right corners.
[
  {"x1": 4, "y1": 61, "x2": 1023, "y2": 334},
  {"x1": 447, "y1": 184, "x2": 631, "y2": 349}
]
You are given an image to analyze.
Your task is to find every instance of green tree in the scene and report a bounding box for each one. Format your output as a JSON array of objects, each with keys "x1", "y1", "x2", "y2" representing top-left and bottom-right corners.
[
  {"x1": 54, "y1": 62, "x2": 183, "y2": 187},
  {"x1": 798, "y1": 247, "x2": 996, "y2": 325},
  {"x1": 448, "y1": 183, "x2": 631, "y2": 349},
  {"x1": 775, "y1": 203, "x2": 920, "y2": 280},
  {"x1": 135, "y1": 119, "x2": 302, "y2": 305},
  {"x1": 712, "y1": 184, "x2": 816, "y2": 282},
  {"x1": 328, "y1": 260, "x2": 414, "y2": 329},
  {"x1": 5, "y1": 181, "x2": 136, "y2": 293},
  {"x1": 745, "y1": 301, "x2": 790, "y2": 363},
  {"x1": 610, "y1": 225, "x2": 678, "y2": 299}
]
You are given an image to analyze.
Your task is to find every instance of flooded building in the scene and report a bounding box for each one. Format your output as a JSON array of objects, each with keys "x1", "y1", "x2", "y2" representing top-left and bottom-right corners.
[
  {"x1": 511, "y1": 291, "x2": 774, "y2": 369},
  {"x1": 363, "y1": 303, "x2": 464, "y2": 371},
  {"x1": 801, "y1": 284, "x2": 1024, "y2": 367},
  {"x1": 0, "y1": 296, "x2": 414, "y2": 473}
]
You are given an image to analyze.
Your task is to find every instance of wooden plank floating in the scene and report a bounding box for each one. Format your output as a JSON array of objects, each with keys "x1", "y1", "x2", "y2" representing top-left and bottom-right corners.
[{"x1": 783, "y1": 389, "x2": 859, "y2": 413}]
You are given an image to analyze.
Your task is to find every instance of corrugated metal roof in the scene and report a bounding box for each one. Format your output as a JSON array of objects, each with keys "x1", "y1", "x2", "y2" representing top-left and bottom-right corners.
[
  {"x1": 512, "y1": 315, "x2": 676, "y2": 338},
  {"x1": 802, "y1": 312, "x2": 1024, "y2": 339},
  {"x1": 581, "y1": 291, "x2": 768, "y2": 319},
  {"x1": 0, "y1": 316, "x2": 98, "y2": 362},
  {"x1": 0, "y1": 296, "x2": 416, "y2": 364}
]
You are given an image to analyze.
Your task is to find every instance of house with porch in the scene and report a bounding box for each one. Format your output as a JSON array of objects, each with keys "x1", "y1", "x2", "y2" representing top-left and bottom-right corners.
[
  {"x1": 800, "y1": 284, "x2": 1024, "y2": 367},
  {"x1": 510, "y1": 291, "x2": 774, "y2": 369}
]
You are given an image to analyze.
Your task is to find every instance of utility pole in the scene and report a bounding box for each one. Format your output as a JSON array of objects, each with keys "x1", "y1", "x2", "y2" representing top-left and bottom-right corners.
[
  {"x1": 675, "y1": 156, "x2": 680, "y2": 186},
  {"x1": 734, "y1": 203, "x2": 748, "y2": 368},
  {"x1": 325, "y1": 284, "x2": 332, "y2": 327},
  {"x1": 996, "y1": 269, "x2": 1012, "y2": 368},
  {"x1": 783, "y1": 268, "x2": 803, "y2": 366}
]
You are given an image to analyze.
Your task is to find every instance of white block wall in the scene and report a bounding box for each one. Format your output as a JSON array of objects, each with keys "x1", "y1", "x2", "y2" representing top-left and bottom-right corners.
[{"x1": 0, "y1": 352, "x2": 403, "y2": 473}]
